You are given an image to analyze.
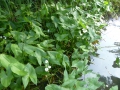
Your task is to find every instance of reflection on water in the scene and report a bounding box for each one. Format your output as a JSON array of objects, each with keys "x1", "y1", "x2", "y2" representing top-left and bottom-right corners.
[
  {"x1": 97, "y1": 76, "x2": 120, "y2": 90},
  {"x1": 88, "y1": 17, "x2": 120, "y2": 90}
]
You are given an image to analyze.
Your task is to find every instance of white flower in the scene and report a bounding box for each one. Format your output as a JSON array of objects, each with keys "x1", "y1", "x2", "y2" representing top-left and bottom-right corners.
[
  {"x1": 48, "y1": 29, "x2": 50, "y2": 32},
  {"x1": 2, "y1": 36, "x2": 6, "y2": 39},
  {"x1": 83, "y1": 3, "x2": 86, "y2": 6},
  {"x1": 45, "y1": 60, "x2": 48, "y2": 63},
  {"x1": 45, "y1": 68, "x2": 49, "y2": 72},
  {"x1": 106, "y1": 85, "x2": 108, "y2": 87},
  {"x1": 83, "y1": 29, "x2": 87, "y2": 33},
  {"x1": 48, "y1": 66, "x2": 51, "y2": 69}
]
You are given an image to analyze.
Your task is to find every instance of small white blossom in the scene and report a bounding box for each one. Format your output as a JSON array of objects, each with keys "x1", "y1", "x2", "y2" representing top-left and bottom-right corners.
[
  {"x1": 83, "y1": 29, "x2": 87, "y2": 33},
  {"x1": 4, "y1": 37, "x2": 6, "y2": 39},
  {"x1": 106, "y1": 85, "x2": 108, "y2": 87},
  {"x1": 48, "y1": 66, "x2": 51, "y2": 69},
  {"x1": 3, "y1": 36, "x2": 6, "y2": 39},
  {"x1": 45, "y1": 68, "x2": 49, "y2": 72},
  {"x1": 48, "y1": 29, "x2": 50, "y2": 32},
  {"x1": 83, "y1": 3, "x2": 86, "y2": 6},
  {"x1": 45, "y1": 60, "x2": 48, "y2": 63}
]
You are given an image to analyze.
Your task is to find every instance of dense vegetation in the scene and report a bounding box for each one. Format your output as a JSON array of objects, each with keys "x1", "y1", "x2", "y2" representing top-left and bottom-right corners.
[{"x1": 0, "y1": 0, "x2": 119, "y2": 90}]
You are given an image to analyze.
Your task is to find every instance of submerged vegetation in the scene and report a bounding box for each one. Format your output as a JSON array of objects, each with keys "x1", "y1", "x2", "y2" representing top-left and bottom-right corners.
[{"x1": 0, "y1": 0, "x2": 119, "y2": 90}]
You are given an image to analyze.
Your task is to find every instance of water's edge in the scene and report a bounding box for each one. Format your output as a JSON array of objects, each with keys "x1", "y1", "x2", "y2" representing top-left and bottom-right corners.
[{"x1": 88, "y1": 17, "x2": 120, "y2": 90}]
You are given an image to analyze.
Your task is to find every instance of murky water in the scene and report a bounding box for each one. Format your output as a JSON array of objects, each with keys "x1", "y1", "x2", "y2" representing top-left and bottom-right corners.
[{"x1": 88, "y1": 17, "x2": 120, "y2": 90}]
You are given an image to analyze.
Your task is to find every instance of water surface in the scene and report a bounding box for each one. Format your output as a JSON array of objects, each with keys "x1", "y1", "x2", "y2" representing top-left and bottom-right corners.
[{"x1": 88, "y1": 17, "x2": 120, "y2": 89}]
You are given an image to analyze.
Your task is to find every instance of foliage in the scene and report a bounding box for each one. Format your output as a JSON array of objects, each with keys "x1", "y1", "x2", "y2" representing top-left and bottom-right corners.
[
  {"x1": 114, "y1": 57, "x2": 120, "y2": 67},
  {"x1": 110, "y1": 85, "x2": 118, "y2": 90},
  {"x1": 0, "y1": 0, "x2": 113, "y2": 90},
  {"x1": 110, "y1": 0, "x2": 120, "y2": 14}
]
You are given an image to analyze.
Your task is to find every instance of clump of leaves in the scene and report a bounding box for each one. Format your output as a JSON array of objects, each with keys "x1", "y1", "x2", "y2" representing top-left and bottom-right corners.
[{"x1": 0, "y1": 0, "x2": 112, "y2": 90}]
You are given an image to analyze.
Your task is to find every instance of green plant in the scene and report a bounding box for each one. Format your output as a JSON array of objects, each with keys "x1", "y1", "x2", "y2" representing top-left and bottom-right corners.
[{"x1": 0, "y1": 0, "x2": 113, "y2": 90}]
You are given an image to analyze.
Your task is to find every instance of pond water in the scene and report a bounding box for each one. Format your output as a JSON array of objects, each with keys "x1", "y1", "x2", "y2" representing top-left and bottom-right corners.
[{"x1": 88, "y1": 17, "x2": 120, "y2": 90}]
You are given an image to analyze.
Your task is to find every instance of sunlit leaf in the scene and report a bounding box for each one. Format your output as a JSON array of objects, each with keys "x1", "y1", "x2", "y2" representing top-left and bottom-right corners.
[
  {"x1": 63, "y1": 69, "x2": 69, "y2": 82},
  {"x1": 11, "y1": 65, "x2": 26, "y2": 76},
  {"x1": 11, "y1": 31, "x2": 27, "y2": 42},
  {"x1": 32, "y1": 23, "x2": 46, "y2": 37},
  {"x1": 0, "y1": 54, "x2": 26, "y2": 76},
  {"x1": 22, "y1": 74, "x2": 29, "y2": 88},
  {"x1": 11, "y1": 44, "x2": 22, "y2": 57},
  {"x1": 24, "y1": 63, "x2": 37, "y2": 85},
  {"x1": 86, "y1": 76, "x2": 104, "y2": 90},
  {"x1": 34, "y1": 51, "x2": 42, "y2": 66},
  {"x1": 47, "y1": 51, "x2": 61, "y2": 65},
  {"x1": 1, "y1": 70, "x2": 13, "y2": 87},
  {"x1": 39, "y1": 40, "x2": 54, "y2": 48},
  {"x1": 18, "y1": 43, "x2": 36, "y2": 55},
  {"x1": 62, "y1": 79, "x2": 77, "y2": 88},
  {"x1": 62, "y1": 55, "x2": 70, "y2": 68}
]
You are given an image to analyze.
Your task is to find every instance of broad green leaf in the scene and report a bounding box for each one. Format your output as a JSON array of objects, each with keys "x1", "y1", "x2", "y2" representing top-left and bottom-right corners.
[
  {"x1": 62, "y1": 79, "x2": 77, "y2": 88},
  {"x1": 86, "y1": 76, "x2": 104, "y2": 90},
  {"x1": 79, "y1": 18, "x2": 87, "y2": 29},
  {"x1": 28, "y1": 56, "x2": 38, "y2": 65},
  {"x1": 35, "y1": 66, "x2": 48, "y2": 76},
  {"x1": 24, "y1": 63, "x2": 37, "y2": 85},
  {"x1": 0, "y1": 54, "x2": 24, "y2": 68},
  {"x1": 11, "y1": 31, "x2": 27, "y2": 42},
  {"x1": 72, "y1": 49, "x2": 81, "y2": 59},
  {"x1": 80, "y1": 45, "x2": 89, "y2": 52},
  {"x1": 19, "y1": 43, "x2": 46, "y2": 65},
  {"x1": 104, "y1": 1, "x2": 108, "y2": 5},
  {"x1": 51, "y1": 16, "x2": 59, "y2": 28},
  {"x1": 1, "y1": 70, "x2": 13, "y2": 87},
  {"x1": 63, "y1": 69, "x2": 69, "y2": 82},
  {"x1": 62, "y1": 55, "x2": 70, "y2": 68},
  {"x1": 0, "y1": 54, "x2": 11, "y2": 68},
  {"x1": 59, "y1": 16, "x2": 75, "y2": 25},
  {"x1": 55, "y1": 34, "x2": 68, "y2": 41},
  {"x1": 69, "y1": 70, "x2": 76, "y2": 79},
  {"x1": 32, "y1": 23, "x2": 46, "y2": 37},
  {"x1": 71, "y1": 60, "x2": 85, "y2": 73},
  {"x1": 10, "y1": 65, "x2": 26, "y2": 76},
  {"x1": 26, "y1": 37, "x2": 38, "y2": 44},
  {"x1": 59, "y1": 16, "x2": 76, "y2": 30},
  {"x1": 11, "y1": 44, "x2": 22, "y2": 57},
  {"x1": 45, "y1": 84, "x2": 69, "y2": 90},
  {"x1": 40, "y1": 4, "x2": 49, "y2": 17},
  {"x1": 115, "y1": 57, "x2": 120, "y2": 66},
  {"x1": 88, "y1": 28, "x2": 95, "y2": 41},
  {"x1": 47, "y1": 51, "x2": 61, "y2": 65},
  {"x1": 10, "y1": 78, "x2": 23, "y2": 90},
  {"x1": 72, "y1": 60, "x2": 85, "y2": 68},
  {"x1": 39, "y1": 40, "x2": 54, "y2": 48},
  {"x1": 34, "y1": 48, "x2": 46, "y2": 65},
  {"x1": 22, "y1": 74, "x2": 29, "y2": 88},
  {"x1": 0, "y1": 54, "x2": 26, "y2": 76},
  {"x1": 18, "y1": 43, "x2": 36, "y2": 55},
  {"x1": 34, "y1": 50, "x2": 42, "y2": 66},
  {"x1": 72, "y1": 11, "x2": 79, "y2": 20}
]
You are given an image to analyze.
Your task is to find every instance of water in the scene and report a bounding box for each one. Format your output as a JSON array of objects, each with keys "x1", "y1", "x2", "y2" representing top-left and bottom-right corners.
[{"x1": 88, "y1": 17, "x2": 120, "y2": 90}]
